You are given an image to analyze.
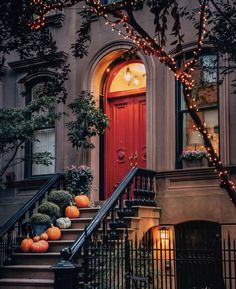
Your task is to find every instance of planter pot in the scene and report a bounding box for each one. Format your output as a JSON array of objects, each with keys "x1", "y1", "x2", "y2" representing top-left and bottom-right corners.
[
  {"x1": 182, "y1": 158, "x2": 208, "y2": 168},
  {"x1": 31, "y1": 224, "x2": 48, "y2": 236}
]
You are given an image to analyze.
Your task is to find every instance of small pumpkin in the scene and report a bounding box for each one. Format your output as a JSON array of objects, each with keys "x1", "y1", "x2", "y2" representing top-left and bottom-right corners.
[
  {"x1": 30, "y1": 240, "x2": 49, "y2": 253},
  {"x1": 74, "y1": 195, "x2": 90, "y2": 208},
  {"x1": 33, "y1": 235, "x2": 40, "y2": 242},
  {"x1": 20, "y1": 236, "x2": 34, "y2": 253},
  {"x1": 65, "y1": 205, "x2": 80, "y2": 218},
  {"x1": 56, "y1": 217, "x2": 71, "y2": 229},
  {"x1": 46, "y1": 226, "x2": 61, "y2": 240},
  {"x1": 40, "y1": 232, "x2": 49, "y2": 241}
]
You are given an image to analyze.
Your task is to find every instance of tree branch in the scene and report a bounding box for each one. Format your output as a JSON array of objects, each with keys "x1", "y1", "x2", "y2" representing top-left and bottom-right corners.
[
  {"x1": 0, "y1": 141, "x2": 24, "y2": 178},
  {"x1": 210, "y1": 0, "x2": 236, "y2": 30}
]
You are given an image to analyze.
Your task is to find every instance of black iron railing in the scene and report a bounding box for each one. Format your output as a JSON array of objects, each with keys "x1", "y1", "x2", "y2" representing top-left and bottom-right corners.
[
  {"x1": 52, "y1": 167, "x2": 158, "y2": 288},
  {"x1": 71, "y1": 167, "x2": 156, "y2": 260},
  {"x1": 0, "y1": 173, "x2": 65, "y2": 266},
  {"x1": 79, "y1": 231, "x2": 235, "y2": 289}
]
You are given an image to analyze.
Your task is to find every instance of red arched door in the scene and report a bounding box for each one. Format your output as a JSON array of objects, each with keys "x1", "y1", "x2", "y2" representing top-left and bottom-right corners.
[{"x1": 104, "y1": 62, "x2": 146, "y2": 198}]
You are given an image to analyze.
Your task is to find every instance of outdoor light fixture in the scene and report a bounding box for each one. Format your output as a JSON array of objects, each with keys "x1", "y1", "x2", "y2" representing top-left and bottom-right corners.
[
  {"x1": 160, "y1": 227, "x2": 169, "y2": 240},
  {"x1": 124, "y1": 66, "x2": 132, "y2": 82}
]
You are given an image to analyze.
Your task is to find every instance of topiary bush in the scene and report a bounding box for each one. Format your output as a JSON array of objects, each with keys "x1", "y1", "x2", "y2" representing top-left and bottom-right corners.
[
  {"x1": 48, "y1": 190, "x2": 73, "y2": 212},
  {"x1": 38, "y1": 201, "x2": 61, "y2": 218},
  {"x1": 30, "y1": 213, "x2": 51, "y2": 226}
]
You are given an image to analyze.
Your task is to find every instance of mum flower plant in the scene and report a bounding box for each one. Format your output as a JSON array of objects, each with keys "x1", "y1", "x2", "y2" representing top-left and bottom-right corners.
[
  {"x1": 180, "y1": 150, "x2": 208, "y2": 161},
  {"x1": 65, "y1": 165, "x2": 93, "y2": 196}
]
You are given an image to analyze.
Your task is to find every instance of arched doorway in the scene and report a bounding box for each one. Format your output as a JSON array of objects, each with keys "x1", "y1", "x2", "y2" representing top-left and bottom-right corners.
[
  {"x1": 175, "y1": 221, "x2": 223, "y2": 289},
  {"x1": 104, "y1": 60, "x2": 147, "y2": 198}
]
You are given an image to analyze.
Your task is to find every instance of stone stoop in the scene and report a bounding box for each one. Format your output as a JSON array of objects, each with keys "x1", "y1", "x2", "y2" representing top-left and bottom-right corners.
[
  {"x1": 0, "y1": 207, "x2": 98, "y2": 289},
  {"x1": 0, "y1": 206, "x2": 161, "y2": 289}
]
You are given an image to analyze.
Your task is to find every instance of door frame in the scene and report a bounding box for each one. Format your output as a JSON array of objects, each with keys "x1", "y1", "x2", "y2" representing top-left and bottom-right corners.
[{"x1": 100, "y1": 59, "x2": 146, "y2": 199}]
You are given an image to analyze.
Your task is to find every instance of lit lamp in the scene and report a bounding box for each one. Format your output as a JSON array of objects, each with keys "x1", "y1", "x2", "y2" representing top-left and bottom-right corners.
[
  {"x1": 124, "y1": 66, "x2": 132, "y2": 82},
  {"x1": 160, "y1": 227, "x2": 169, "y2": 240},
  {"x1": 189, "y1": 131, "x2": 203, "y2": 150}
]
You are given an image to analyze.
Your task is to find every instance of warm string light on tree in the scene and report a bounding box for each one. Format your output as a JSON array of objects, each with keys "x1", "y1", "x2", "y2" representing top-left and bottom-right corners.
[
  {"x1": 88, "y1": 1, "x2": 178, "y2": 70},
  {"x1": 28, "y1": 0, "x2": 55, "y2": 29},
  {"x1": 175, "y1": 1, "x2": 236, "y2": 204},
  {"x1": 27, "y1": 0, "x2": 236, "y2": 205}
]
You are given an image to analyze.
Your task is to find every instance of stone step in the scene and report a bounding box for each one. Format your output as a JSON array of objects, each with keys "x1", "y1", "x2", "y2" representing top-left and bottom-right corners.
[
  {"x1": 78, "y1": 207, "x2": 99, "y2": 218},
  {"x1": 70, "y1": 217, "x2": 93, "y2": 229},
  {"x1": 0, "y1": 265, "x2": 53, "y2": 280},
  {"x1": 60, "y1": 226, "x2": 135, "y2": 240},
  {"x1": 48, "y1": 239, "x2": 74, "y2": 252},
  {"x1": 60, "y1": 228, "x2": 84, "y2": 240},
  {"x1": 0, "y1": 278, "x2": 53, "y2": 289},
  {"x1": 12, "y1": 252, "x2": 60, "y2": 266}
]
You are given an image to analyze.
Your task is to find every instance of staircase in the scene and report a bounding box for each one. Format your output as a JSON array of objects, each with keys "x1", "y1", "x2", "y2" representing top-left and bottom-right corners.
[
  {"x1": 0, "y1": 168, "x2": 160, "y2": 289},
  {"x1": 0, "y1": 208, "x2": 99, "y2": 289}
]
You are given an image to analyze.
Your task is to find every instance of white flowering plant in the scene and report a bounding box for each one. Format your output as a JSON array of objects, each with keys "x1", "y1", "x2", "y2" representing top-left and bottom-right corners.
[
  {"x1": 65, "y1": 165, "x2": 93, "y2": 195},
  {"x1": 180, "y1": 150, "x2": 208, "y2": 161}
]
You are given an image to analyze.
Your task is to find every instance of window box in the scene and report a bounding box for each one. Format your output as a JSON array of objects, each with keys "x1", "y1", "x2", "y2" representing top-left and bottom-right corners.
[{"x1": 182, "y1": 157, "x2": 208, "y2": 169}]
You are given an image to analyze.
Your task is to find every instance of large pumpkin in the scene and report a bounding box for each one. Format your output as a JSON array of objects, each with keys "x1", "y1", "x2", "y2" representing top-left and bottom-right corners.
[
  {"x1": 20, "y1": 236, "x2": 34, "y2": 253},
  {"x1": 65, "y1": 205, "x2": 80, "y2": 218},
  {"x1": 30, "y1": 240, "x2": 49, "y2": 253},
  {"x1": 74, "y1": 195, "x2": 90, "y2": 208},
  {"x1": 46, "y1": 226, "x2": 61, "y2": 240}
]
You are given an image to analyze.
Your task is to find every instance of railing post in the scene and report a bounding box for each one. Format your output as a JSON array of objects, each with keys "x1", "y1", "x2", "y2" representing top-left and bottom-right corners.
[
  {"x1": 51, "y1": 248, "x2": 78, "y2": 289},
  {"x1": 125, "y1": 228, "x2": 131, "y2": 289}
]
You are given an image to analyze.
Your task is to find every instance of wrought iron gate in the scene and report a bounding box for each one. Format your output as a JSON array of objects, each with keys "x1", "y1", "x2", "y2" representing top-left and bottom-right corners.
[
  {"x1": 175, "y1": 221, "x2": 224, "y2": 289},
  {"x1": 81, "y1": 228, "x2": 235, "y2": 289}
]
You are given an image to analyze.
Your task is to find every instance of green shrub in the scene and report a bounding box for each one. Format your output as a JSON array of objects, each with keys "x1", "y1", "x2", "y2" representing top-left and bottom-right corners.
[
  {"x1": 38, "y1": 201, "x2": 61, "y2": 218},
  {"x1": 30, "y1": 213, "x2": 51, "y2": 225},
  {"x1": 48, "y1": 190, "x2": 73, "y2": 211}
]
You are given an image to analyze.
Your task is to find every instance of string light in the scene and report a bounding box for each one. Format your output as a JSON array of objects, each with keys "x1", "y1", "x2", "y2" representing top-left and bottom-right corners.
[{"x1": 27, "y1": 0, "x2": 236, "y2": 206}]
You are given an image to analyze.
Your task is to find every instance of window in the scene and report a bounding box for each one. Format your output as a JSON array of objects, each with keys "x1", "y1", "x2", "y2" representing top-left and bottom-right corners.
[
  {"x1": 25, "y1": 81, "x2": 56, "y2": 176},
  {"x1": 176, "y1": 52, "x2": 219, "y2": 168},
  {"x1": 102, "y1": 0, "x2": 120, "y2": 4}
]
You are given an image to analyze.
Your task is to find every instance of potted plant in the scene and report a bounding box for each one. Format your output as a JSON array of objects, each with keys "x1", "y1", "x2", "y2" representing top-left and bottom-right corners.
[
  {"x1": 180, "y1": 150, "x2": 208, "y2": 168},
  {"x1": 65, "y1": 165, "x2": 93, "y2": 196},
  {"x1": 30, "y1": 213, "x2": 51, "y2": 236},
  {"x1": 48, "y1": 190, "x2": 73, "y2": 213},
  {"x1": 38, "y1": 201, "x2": 61, "y2": 224}
]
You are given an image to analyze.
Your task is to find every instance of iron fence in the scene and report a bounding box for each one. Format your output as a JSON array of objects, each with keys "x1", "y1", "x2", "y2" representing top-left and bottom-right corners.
[{"x1": 81, "y1": 232, "x2": 235, "y2": 289}]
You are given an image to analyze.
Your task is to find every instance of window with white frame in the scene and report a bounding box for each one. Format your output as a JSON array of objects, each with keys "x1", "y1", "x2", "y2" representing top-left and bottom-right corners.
[
  {"x1": 176, "y1": 52, "x2": 219, "y2": 168},
  {"x1": 25, "y1": 81, "x2": 56, "y2": 176}
]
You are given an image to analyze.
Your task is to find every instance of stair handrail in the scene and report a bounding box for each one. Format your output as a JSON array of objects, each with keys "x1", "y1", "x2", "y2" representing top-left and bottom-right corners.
[
  {"x1": 0, "y1": 173, "x2": 64, "y2": 238},
  {"x1": 69, "y1": 167, "x2": 157, "y2": 261}
]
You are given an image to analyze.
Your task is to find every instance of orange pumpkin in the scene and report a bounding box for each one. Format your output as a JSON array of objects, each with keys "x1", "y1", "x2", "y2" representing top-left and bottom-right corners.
[
  {"x1": 46, "y1": 226, "x2": 61, "y2": 240},
  {"x1": 20, "y1": 236, "x2": 34, "y2": 253},
  {"x1": 40, "y1": 232, "x2": 49, "y2": 241},
  {"x1": 74, "y1": 195, "x2": 90, "y2": 208},
  {"x1": 65, "y1": 205, "x2": 80, "y2": 218},
  {"x1": 33, "y1": 235, "x2": 40, "y2": 242},
  {"x1": 30, "y1": 240, "x2": 49, "y2": 253}
]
